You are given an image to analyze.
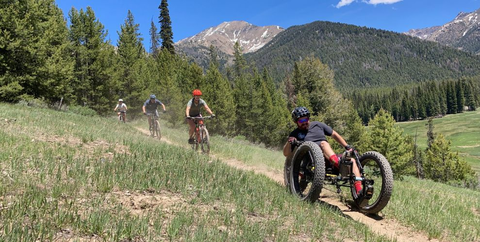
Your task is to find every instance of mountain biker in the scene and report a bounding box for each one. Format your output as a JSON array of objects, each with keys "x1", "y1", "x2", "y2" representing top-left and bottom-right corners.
[
  {"x1": 283, "y1": 106, "x2": 364, "y2": 195},
  {"x1": 185, "y1": 89, "x2": 215, "y2": 144},
  {"x1": 114, "y1": 99, "x2": 128, "y2": 122},
  {"x1": 142, "y1": 94, "x2": 166, "y2": 130}
]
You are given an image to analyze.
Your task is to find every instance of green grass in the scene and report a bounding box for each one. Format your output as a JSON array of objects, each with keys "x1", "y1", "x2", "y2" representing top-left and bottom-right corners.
[
  {"x1": 396, "y1": 110, "x2": 480, "y2": 171},
  {"x1": 1, "y1": 103, "x2": 480, "y2": 242},
  {"x1": 0, "y1": 103, "x2": 385, "y2": 241}
]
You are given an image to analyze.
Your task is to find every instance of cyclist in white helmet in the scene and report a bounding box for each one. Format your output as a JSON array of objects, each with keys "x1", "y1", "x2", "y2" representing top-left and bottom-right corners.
[{"x1": 114, "y1": 99, "x2": 128, "y2": 122}]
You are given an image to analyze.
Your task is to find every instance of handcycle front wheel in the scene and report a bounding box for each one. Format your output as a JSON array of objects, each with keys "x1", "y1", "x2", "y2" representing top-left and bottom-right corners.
[
  {"x1": 289, "y1": 141, "x2": 326, "y2": 203},
  {"x1": 353, "y1": 151, "x2": 393, "y2": 214}
]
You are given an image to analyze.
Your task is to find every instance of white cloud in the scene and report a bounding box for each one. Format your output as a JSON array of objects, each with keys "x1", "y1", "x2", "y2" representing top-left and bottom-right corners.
[
  {"x1": 336, "y1": 0, "x2": 355, "y2": 8},
  {"x1": 336, "y1": 0, "x2": 402, "y2": 8}
]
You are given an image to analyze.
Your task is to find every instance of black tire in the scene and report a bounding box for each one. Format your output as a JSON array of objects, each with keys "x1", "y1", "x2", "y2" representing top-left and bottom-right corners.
[
  {"x1": 289, "y1": 141, "x2": 325, "y2": 203},
  {"x1": 149, "y1": 122, "x2": 154, "y2": 137},
  {"x1": 191, "y1": 131, "x2": 199, "y2": 151},
  {"x1": 284, "y1": 154, "x2": 293, "y2": 193},
  {"x1": 355, "y1": 151, "x2": 393, "y2": 214},
  {"x1": 200, "y1": 127, "x2": 210, "y2": 154},
  {"x1": 155, "y1": 120, "x2": 161, "y2": 140}
]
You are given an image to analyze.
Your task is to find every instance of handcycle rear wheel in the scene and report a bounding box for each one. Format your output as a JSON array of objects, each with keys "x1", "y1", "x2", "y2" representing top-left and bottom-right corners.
[{"x1": 289, "y1": 141, "x2": 325, "y2": 203}]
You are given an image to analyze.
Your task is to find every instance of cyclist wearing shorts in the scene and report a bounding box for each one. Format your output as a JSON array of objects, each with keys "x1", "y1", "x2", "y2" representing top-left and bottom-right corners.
[
  {"x1": 283, "y1": 107, "x2": 364, "y2": 195},
  {"x1": 114, "y1": 99, "x2": 128, "y2": 121},
  {"x1": 185, "y1": 89, "x2": 214, "y2": 144},
  {"x1": 142, "y1": 94, "x2": 166, "y2": 130}
]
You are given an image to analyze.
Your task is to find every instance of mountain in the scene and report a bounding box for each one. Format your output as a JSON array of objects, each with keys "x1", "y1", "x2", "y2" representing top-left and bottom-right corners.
[
  {"x1": 405, "y1": 9, "x2": 480, "y2": 55},
  {"x1": 245, "y1": 21, "x2": 480, "y2": 90},
  {"x1": 175, "y1": 21, "x2": 284, "y2": 68}
]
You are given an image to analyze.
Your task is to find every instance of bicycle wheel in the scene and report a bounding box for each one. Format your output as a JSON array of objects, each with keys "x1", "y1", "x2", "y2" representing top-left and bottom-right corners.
[
  {"x1": 289, "y1": 141, "x2": 325, "y2": 203},
  {"x1": 155, "y1": 120, "x2": 161, "y2": 139},
  {"x1": 200, "y1": 127, "x2": 210, "y2": 154},
  {"x1": 354, "y1": 151, "x2": 393, "y2": 214},
  {"x1": 191, "y1": 128, "x2": 199, "y2": 151},
  {"x1": 149, "y1": 120, "x2": 154, "y2": 137}
]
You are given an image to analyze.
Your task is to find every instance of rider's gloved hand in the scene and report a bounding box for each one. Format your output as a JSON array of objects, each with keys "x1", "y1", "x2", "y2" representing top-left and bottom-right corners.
[
  {"x1": 211, "y1": 113, "x2": 216, "y2": 118},
  {"x1": 163, "y1": 110, "x2": 166, "y2": 113},
  {"x1": 288, "y1": 137, "x2": 297, "y2": 145},
  {"x1": 345, "y1": 144, "x2": 353, "y2": 151},
  {"x1": 143, "y1": 112, "x2": 146, "y2": 115}
]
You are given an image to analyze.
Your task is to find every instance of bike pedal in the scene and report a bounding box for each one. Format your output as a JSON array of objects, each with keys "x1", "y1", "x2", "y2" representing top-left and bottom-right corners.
[{"x1": 364, "y1": 185, "x2": 374, "y2": 199}]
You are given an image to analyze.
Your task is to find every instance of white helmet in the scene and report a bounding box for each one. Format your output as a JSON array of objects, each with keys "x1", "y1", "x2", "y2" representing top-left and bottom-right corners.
[{"x1": 118, "y1": 99, "x2": 123, "y2": 102}]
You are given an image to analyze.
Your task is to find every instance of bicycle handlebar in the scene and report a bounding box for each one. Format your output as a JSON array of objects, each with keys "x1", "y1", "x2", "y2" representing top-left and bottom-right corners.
[{"x1": 186, "y1": 116, "x2": 215, "y2": 120}]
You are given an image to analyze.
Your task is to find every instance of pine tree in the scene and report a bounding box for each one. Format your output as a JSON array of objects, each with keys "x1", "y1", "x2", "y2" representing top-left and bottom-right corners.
[
  {"x1": 68, "y1": 6, "x2": 114, "y2": 112},
  {"x1": 366, "y1": 109, "x2": 415, "y2": 178},
  {"x1": 115, "y1": 10, "x2": 145, "y2": 114},
  {"x1": 446, "y1": 81, "x2": 457, "y2": 114},
  {"x1": 233, "y1": 41, "x2": 247, "y2": 79},
  {"x1": 0, "y1": 0, "x2": 74, "y2": 103},
  {"x1": 424, "y1": 133, "x2": 475, "y2": 183},
  {"x1": 158, "y1": 0, "x2": 174, "y2": 54},
  {"x1": 262, "y1": 68, "x2": 291, "y2": 147},
  {"x1": 149, "y1": 19, "x2": 160, "y2": 57},
  {"x1": 464, "y1": 79, "x2": 476, "y2": 111},
  {"x1": 456, "y1": 80, "x2": 465, "y2": 113},
  {"x1": 203, "y1": 61, "x2": 236, "y2": 136}
]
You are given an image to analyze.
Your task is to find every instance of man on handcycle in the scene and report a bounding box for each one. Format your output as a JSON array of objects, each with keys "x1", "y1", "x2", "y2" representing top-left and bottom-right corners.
[
  {"x1": 283, "y1": 107, "x2": 364, "y2": 195},
  {"x1": 142, "y1": 94, "x2": 166, "y2": 129},
  {"x1": 185, "y1": 89, "x2": 215, "y2": 144}
]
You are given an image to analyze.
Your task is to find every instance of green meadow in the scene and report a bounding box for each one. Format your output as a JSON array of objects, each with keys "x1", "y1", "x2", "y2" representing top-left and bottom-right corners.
[
  {"x1": 396, "y1": 110, "x2": 480, "y2": 171},
  {"x1": 1, "y1": 103, "x2": 479, "y2": 241}
]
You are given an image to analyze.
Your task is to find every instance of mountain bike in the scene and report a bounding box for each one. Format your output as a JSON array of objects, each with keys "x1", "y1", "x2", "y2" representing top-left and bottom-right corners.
[
  {"x1": 284, "y1": 141, "x2": 393, "y2": 214},
  {"x1": 187, "y1": 116, "x2": 214, "y2": 154},
  {"x1": 117, "y1": 111, "x2": 126, "y2": 123},
  {"x1": 146, "y1": 112, "x2": 161, "y2": 139}
]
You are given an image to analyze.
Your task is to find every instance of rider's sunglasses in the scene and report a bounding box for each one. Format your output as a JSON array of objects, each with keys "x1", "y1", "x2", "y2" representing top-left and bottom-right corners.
[{"x1": 297, "y1": 117, "x2": 309, "y2": 124}]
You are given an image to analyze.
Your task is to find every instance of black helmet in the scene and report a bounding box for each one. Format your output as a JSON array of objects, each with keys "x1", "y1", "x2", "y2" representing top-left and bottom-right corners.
[{"x1": 291, "y1": 107, "x2": 310, "y2": 122}]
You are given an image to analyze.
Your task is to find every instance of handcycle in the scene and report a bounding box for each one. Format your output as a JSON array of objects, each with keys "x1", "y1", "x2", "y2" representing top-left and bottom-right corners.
[
  {"x1": 146, "y1": 112, "x2": 161, "y2": 139},
  {"x1": 186, "y1": 116, "x2": 214, "y2": 154},
  {"x1": 284, "y1": 141, "x2": 393, "y2": 214}
]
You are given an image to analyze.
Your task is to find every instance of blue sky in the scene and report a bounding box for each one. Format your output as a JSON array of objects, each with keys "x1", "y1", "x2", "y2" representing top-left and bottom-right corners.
[{"x1": 56, "y1": 0, "x2": 480, "y2": 47}]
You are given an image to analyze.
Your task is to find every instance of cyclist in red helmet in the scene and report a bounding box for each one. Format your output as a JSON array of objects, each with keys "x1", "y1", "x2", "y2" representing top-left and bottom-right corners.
[{"x1": 186, "y1": 89, "x2": 215, "y2": 144}]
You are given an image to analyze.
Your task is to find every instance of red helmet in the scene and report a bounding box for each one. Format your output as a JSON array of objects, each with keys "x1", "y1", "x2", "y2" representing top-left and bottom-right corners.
[{"x1": 192, "y1": 89, "x2": 202, "y2": 96}]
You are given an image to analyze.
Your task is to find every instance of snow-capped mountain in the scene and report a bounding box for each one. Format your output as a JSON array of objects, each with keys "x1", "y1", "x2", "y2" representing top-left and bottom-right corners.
[
  {"x1": 174, "y1": 21, "x2": 284, "y2": 69},
  {"x1": 176, "y1": 21, "x2": 284, "y2": 55},
  {"x1": 405, "y1": 8, "x2": 480, "y2": 54}
]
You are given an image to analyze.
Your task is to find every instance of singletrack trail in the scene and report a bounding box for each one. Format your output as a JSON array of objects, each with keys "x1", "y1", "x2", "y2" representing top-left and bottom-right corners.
[{"x1": 134, "y1": 126, "x2": 438, "y2": 242}]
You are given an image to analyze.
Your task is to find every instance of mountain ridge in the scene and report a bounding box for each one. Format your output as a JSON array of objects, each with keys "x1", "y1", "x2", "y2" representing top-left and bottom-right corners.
[{"x1": 405, "y1": 8, "x2": 480, "y2": 54}]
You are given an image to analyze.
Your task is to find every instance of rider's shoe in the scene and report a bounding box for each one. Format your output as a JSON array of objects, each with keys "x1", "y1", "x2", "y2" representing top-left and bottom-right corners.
[
  {"x1": 188, "y1": 138, "x2": 195, "y2": 144},
  {"x1": 356, "y1": 184, "x2": 374, "y2": 200}
]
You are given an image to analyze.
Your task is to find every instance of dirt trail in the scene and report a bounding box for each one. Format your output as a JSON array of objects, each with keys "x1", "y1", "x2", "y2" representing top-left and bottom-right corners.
[{"x1": 135, "y1": 126, "x2": 438, "y2": 242}]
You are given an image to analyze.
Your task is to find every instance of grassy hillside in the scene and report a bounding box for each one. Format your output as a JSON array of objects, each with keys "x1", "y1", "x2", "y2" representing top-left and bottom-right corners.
[
  {"x1": 1, "y1": 103, "x2": 479, "y2": 241},
  {"x1": 396, "y1": 110, "x2": 480, "y2": 171}
]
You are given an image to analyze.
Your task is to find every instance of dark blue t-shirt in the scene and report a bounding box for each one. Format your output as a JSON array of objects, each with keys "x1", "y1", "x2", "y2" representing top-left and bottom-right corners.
[
  {"x1": 288, "y1": 121, "x2": 333, "y2": 145},
  {"x1": 143, "y1": 99, "x2": 163, "y2": 112}
]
